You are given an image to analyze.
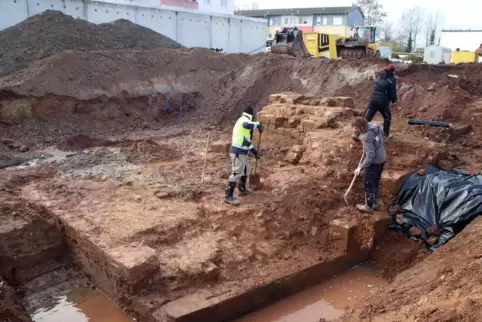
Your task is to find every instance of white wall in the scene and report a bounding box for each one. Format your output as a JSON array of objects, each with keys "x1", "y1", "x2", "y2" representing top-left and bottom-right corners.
[{"x1": 0, "y1": 0, "x2": 266, "y2": 54}]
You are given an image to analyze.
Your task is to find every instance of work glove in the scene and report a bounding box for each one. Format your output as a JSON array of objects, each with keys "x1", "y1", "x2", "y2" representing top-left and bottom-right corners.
[
  {"x1": 250, "y1": 148, "x2": 260, "y2": 159},
  {"x1": 258, "y1": 123, "x2": 264, "y2": 133},
  {"x1": 354, "y1": 167, "x2": 362, "y2": 176}
]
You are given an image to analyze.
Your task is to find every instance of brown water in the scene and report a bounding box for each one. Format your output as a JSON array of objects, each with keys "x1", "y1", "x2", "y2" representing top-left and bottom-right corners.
[
  {"x1": 236, "y1": 265, "x2": 386, "y2": 322},
  {"x1": 30, "y1": 287, "x2": 132, "y2": 322}
]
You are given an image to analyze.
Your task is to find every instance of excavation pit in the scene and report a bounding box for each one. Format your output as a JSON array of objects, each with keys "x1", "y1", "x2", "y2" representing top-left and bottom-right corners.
[{"x1": 1, "y1": 92, "x2": 481, "y2": 322}]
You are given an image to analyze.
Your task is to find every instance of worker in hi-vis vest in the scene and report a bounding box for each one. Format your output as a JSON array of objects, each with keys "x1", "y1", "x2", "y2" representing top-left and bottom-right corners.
[{"x1": 225, "y1": 106, "x2": 264, "y2": 206}]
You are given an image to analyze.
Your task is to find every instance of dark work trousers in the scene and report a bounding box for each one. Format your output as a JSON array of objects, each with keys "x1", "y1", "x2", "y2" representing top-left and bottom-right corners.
[
  {"x1": 364, "y1": 162, "x2": 385, "y2": 208},
  {"x1": 365, "y1": 100, "x2": 391, "y2": 137}
]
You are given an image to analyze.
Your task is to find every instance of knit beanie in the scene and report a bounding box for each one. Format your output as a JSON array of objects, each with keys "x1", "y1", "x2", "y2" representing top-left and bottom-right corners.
[{"x1": 243, "y1": 105, "x2": 254, "y2": 116}]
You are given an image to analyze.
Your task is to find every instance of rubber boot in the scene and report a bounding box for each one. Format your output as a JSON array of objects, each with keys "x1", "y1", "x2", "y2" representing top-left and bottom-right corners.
[
  {"x1": 356, "y1": 192, "x2": 374, "y2": 213},
  {"x1": 224, "y1": 182, "x2": 240, "y2": 206},
  {"x1": 238, "y1": 176, "x2": 253, "y2": 196},
  {"x1": 373, "y1": 189, "x2": 380, "y2": 211}
]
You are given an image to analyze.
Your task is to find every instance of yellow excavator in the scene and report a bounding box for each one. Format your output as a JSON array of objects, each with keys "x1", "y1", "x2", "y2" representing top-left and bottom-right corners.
[
  {"x1": 476, "y1": 44, "x2": 482, "y2": 58},
  {"x1": 335, "y1": 26, "x2": 380, "y2": 58},
  {"x1": 270, "y1": 27, "x2": 311, "y2": 58}
]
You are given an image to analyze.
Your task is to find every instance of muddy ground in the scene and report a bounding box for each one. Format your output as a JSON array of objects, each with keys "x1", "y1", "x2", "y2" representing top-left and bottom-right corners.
[{"x1": 1, "y1": 10, "x2": 482, "y2": 322}]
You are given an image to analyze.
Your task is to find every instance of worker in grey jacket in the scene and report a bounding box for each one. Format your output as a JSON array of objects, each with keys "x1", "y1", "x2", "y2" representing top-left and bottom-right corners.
[{"x1": 351, "y1": 117, "x2": 386, "y2": 212}]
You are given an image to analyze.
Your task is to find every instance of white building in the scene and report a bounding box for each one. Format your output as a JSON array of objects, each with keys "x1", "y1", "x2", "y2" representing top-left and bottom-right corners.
[{"x1": 96, "y1": 0, "x2": 234, "y2": 15}]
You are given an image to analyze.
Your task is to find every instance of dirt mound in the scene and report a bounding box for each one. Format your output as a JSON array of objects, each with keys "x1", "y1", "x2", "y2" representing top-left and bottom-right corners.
[{"x1": 0, "y1": 10, "x2": 183, "y2": 76}]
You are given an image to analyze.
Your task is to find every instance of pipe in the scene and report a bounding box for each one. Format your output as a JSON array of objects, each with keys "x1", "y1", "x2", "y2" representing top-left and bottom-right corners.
[{"x1": 408, "y1": 119, "x2": 451, "y2": 128}]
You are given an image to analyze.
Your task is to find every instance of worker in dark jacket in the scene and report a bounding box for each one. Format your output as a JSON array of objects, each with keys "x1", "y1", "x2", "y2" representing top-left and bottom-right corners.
[
  {"x1": 352, "y1": 117, "x2": 386, "y2": 213},
  {"x1": 365, "y1": 64, "x2": 397, "y2": 140}
]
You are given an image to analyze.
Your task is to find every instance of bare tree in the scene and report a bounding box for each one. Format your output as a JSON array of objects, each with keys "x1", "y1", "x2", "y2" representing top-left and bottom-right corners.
[
  {"x1": 379, "y1": 21, "x2": 394, "y2": 41},
  {"x1": 400, "y1": 7, "x2": 424, "y2": 52},
  {"x1": 353, "y1": 0, "x2": 387, "y2": 27},
  {"x1": 234, "y1": 1, "x2": 260, "y2": 13},
  {"x1": 424, "y1": 10, "x2": 442, "y2": 46}
]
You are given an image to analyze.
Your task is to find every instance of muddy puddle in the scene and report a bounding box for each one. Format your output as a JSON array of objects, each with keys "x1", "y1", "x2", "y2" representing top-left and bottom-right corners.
[
  {"x1": 29, "y1": 287, "x2": 132, "y2": 322},
  {"x1": 236, "y1": 265, "x2": 386, "y2": 322}
]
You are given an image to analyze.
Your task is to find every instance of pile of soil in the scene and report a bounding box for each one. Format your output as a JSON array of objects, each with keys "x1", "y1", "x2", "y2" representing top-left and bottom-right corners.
[{"x1": 0, "y1": 10, "x2": 183, "y2": 76}]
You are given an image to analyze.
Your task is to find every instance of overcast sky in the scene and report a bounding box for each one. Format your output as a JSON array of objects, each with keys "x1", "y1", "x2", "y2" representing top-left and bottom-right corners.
[{"x1": 234, "y1": 0, "x2": 482, "y2": 30}]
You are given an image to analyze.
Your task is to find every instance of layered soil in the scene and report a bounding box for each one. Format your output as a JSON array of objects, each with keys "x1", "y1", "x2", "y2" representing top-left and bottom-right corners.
[{"x1": 1, "y1": 10, "x2": 482, "y2": 322}]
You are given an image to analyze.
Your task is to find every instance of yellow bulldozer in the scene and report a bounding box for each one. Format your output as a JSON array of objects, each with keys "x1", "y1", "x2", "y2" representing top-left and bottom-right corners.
[
  {"x1": 335, "y1": 26, "x2": 380, "y2": 58},
  {"x1": 270, "y1": 27, "x2": 311, "y2": 58},
  {"x1": 476, "y1": 44, "x2": 482, "y2": 57}
]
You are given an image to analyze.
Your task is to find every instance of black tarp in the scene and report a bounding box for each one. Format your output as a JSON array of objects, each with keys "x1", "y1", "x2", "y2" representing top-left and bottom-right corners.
[{"x1": 389, "y1": 166, "x2": 482, "y2": 250}]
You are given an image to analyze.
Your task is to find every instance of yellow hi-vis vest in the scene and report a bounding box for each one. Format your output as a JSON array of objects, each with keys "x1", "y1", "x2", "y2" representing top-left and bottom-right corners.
[{"x1": 231, "y1": 115, "x2": 255, "y2": 151}]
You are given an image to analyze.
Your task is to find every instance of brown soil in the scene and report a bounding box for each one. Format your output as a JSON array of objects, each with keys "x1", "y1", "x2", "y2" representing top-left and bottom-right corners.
[
  {"x1": 1, "y1": 50, "x2": 481, "y2": 150},
  {"x1": 56, "y1": 135, "x2": 112, "y2": 151},
  {"x1": 0, "y1": 278, "x2": 31, "y2": 322},
  {"x1": 339, "y1": 217, "x2": 482, "y2": 322},
  {"x1": 0, "y1": 12, "x2": 482, "y2": 322},
  {"x1": 0, "y1": 10, "x2": 183, "y2": 76}
]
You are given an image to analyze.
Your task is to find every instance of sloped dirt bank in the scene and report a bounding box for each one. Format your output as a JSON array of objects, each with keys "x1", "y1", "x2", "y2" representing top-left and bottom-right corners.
[
  {"x1": 338, "y1": 216, "x2": 482, "y2": 322},
  {"x1": 2, "y1": 51, "x2": 482, "y2": 150}
]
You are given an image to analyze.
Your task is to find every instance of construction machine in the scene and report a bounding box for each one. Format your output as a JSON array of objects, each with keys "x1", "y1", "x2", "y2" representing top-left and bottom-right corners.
[
  {"x1": 335, "y1": 26, "x2": 380, "y2": 59},
  {"x1": 476, "y1": 44, "x2": 482, "y2": 57},
  {"x1": 270, "y1": 27, "x2": 311, "y2": 58}
]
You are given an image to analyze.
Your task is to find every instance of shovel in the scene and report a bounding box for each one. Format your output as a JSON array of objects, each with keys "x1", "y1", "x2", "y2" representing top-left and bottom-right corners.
[
  {"x1": 343, "y1": 152, "x2": 365, "y2": 206},
  {"x1": 249, "y1": 132, "x2": 263, "y2": 188}
]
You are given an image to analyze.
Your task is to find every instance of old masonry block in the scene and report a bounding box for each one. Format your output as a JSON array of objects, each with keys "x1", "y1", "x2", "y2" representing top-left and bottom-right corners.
[
  {"x1": 285, "y1": 151, "x2": 302, "y2": 165},
  {"x1": 329, "y1": 218, "x2": 359, "y2": 254},
  {"x1": 107, "y1": 244, "x2": 159, "y2": 291},
  {"x1": 155, "y1": 289, "x2": 221, "y2": 321},
  {"x1": 210, "y1": 141, "x2": 230, "y2": 153}
]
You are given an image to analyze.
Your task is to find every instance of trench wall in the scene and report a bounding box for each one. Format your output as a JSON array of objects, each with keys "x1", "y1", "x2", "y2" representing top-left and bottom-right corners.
[{"x1": 0, "y1": 0, "x2": 266, "y2": 54}]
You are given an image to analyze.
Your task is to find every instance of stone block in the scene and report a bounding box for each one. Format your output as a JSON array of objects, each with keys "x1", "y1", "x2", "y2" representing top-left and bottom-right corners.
[
  {"x1": 107, "y1": 244, "x2": 159, "y2": 289},
  {"x1": 300, "y1": 120, "x2": 317, "y2": 132},
  {"x1": 329, "y1": 218, "x2": 373, "y2": 254},
  {"x1": 279, "y1": 94, "x2": 305, "y2": 104},
  {"x1": 320, "y1": 98, "x2": 336, "y2": 107},
  {"x1": 210, "y1": 141, "x2": 230, "y2": 153},
  {"x1": 335, "y1": 97, "x2": 355, "y2": 107},
  {"x1": 286, "y1": 117, "x2": 301, "y2": 128},
  {"x1": 381, "y1": 171, "x2": 413, "y2": 198},
  {"x1": 301, "y1": 149, "x2": 323, "y2": 164},
  {"x1": 156, "y1": 290, "x2": 221, "y2": 321},
  {"x1": 269, "y1": 94, "x2": 282, "y2": 103},
  {"x1": 289, "y1": 130, "x2": 301, "y2": 138},
  {"x1": 296, "y1": 105, "x2": 318, "y2": 115},
  {"x1": 285, "y1": 151, "x2": 302, "y2": 165},
  {"x1": 291, "y1": 145, "x2": 306, "y2": 153}
]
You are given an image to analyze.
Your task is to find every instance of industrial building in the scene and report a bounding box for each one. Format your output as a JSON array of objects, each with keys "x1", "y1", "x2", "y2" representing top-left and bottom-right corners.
[
  {"x1": 236, "y1": 6, "x2": 364, "y2": 39},
  {"x1": 98, "y1": 0, "x2": 235, "y2": 15}
]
